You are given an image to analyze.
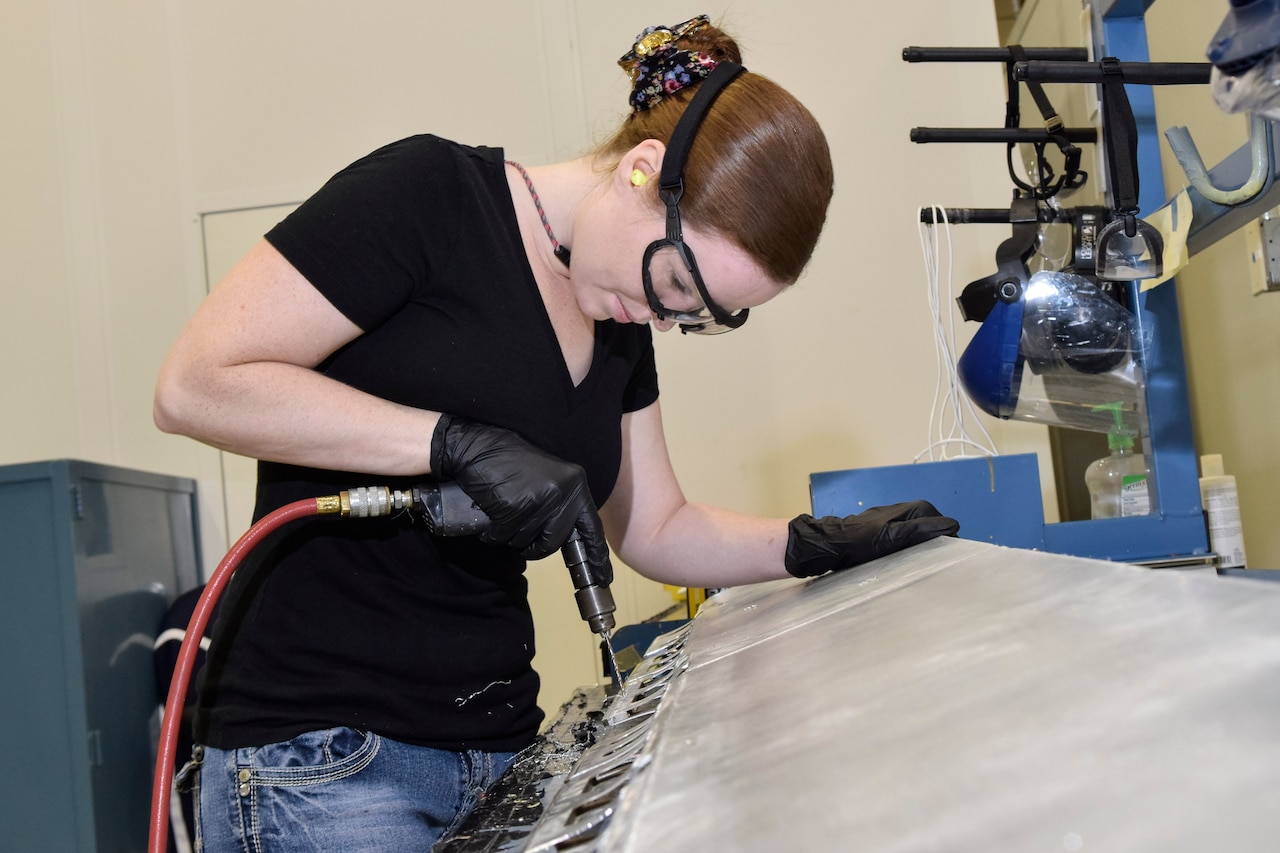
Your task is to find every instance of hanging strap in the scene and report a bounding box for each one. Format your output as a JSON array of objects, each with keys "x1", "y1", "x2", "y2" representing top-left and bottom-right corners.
[
  {"x1": 1009, "y1": 45, "x2": 1064, "y2": 133},
  {"x1": 1004, "y1": 45, "x2": 1087, "y2": 200},
  {"x1": 1099, "y1": 56, "x2": 1142, "y2": 234}
]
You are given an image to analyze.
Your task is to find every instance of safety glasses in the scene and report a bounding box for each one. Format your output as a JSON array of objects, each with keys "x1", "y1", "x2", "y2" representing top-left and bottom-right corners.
[
  {"x1": 641, "y1": 213, "x2": 741, "y2": 335},
  {"x1": 641, "y1": 61, "x2": 749, "y2": 335}
]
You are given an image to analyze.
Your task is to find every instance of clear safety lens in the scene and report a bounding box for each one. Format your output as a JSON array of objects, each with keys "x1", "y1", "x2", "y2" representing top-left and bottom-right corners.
[{"x1": 646, "y1": 244, "x2": 712, "y2": 322}]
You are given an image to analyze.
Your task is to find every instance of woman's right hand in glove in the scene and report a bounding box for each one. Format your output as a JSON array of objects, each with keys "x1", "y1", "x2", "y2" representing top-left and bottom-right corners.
[{"x1": 430, "y1": 414, "x2": 612, "y2": 583}]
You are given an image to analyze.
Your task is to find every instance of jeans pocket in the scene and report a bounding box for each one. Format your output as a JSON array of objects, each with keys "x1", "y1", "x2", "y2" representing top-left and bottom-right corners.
[
  {"x1": 227, "y1": 729, "x2": 386, "y2": 852},
  {"x1": 248, "y1": 727, "x2": 381, "y2": 788}
]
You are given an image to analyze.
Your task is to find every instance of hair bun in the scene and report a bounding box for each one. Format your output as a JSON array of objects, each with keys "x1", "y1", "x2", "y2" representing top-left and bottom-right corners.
[
  {"x1": 618, "y1": 15, "x2": 743, "y2": 111},
  {"x1": 676, "y1": 20, "x2": 742, "y2": 65}
]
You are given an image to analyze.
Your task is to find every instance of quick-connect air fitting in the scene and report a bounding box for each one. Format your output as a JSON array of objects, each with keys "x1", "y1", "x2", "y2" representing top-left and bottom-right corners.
[{"x1": 323, "y1": 486, "x2": 414, "y2": 517}]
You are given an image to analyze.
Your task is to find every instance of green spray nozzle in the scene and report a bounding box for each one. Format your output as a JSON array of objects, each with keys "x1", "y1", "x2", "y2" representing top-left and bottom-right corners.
[{"x1": 1092, "y1": 402, "x2": 1134, "y2": 451}]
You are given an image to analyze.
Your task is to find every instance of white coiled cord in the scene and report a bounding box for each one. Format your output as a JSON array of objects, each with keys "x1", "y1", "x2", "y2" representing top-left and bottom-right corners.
[{"x1": 915, "y1": 206, "x2": 999, "y2": 463}]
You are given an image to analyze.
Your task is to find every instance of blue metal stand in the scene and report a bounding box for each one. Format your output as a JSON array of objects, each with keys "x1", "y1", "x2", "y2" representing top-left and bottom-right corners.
[
  {"x1": 814, "y1": 1, "x2": 1211, "y2": 563},
  {"x1": 1040, "y1": 1, "x2": 1208, "y2": 560}
]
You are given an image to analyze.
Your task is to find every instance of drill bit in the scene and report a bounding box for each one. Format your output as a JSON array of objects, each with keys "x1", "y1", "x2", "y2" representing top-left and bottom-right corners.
[{"x1": 601, "y1": 629, "x2": 622, "y2": 688}]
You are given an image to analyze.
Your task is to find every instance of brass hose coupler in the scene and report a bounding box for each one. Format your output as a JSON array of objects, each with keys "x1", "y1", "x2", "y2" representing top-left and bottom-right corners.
[{"x1": 316, "y1": 494, "x2": 344, "y2": 515}]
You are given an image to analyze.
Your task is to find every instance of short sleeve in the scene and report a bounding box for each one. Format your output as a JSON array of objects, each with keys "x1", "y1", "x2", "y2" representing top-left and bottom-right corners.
[{"x1": 264, "y1": 135, "x2": 464, "y2": 331}]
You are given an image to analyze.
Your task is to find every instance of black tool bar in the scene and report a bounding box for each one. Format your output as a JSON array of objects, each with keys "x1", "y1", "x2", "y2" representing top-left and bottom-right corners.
[
  {"x1": 911, "y1": 127, "x2": 1098, "y2": 144},
  {"x1": 918, "y1": 207, "x2": 1057, "y2": 224},
  {"x1": 903, "y1": 46, "x2": 1089, "y2": 63},
  {"x1": 1014, "y1": 60, "x2": 1212, "y2": 85}
]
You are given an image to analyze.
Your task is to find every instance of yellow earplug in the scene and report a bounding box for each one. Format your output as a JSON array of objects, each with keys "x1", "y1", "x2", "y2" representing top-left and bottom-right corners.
[{"x1": 630, "y1": 169, "x2": 649, "y2": 187}]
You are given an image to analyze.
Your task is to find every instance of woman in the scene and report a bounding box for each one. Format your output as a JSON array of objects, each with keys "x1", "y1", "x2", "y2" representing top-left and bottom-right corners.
[{"x1": 154, "y1": 15, "x2": 957, "y2": 851}]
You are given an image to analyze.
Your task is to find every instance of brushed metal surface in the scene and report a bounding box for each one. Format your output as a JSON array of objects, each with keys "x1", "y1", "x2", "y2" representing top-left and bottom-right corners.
[{"x1": 600, "y1": 537, "x2": 1280, "y2": 852}]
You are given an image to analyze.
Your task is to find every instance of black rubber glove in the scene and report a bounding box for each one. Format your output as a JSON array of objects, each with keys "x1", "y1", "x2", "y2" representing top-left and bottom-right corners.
[
  {"x1": 784, "y1": 501, "x2": 959, "y2": 578},
  {"x1": 430, "y1": 414, "x2": 612, "y2": 584}
]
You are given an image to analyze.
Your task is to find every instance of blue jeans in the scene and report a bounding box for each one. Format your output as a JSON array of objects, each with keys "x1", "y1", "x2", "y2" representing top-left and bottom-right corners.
[{"x1": 194, "y1": 727, "x2": 517, "y2": 852}]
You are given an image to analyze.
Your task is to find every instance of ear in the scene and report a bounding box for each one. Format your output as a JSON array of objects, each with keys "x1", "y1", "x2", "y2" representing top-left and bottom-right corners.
[{"x1": 614, "y1": 140, "x2": 666, "y2": 193}]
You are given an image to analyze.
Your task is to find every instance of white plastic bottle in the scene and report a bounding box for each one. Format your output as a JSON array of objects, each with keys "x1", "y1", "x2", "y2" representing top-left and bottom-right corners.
[{"x1": 1200, "y1": 453, "x2": 1247, "y2": 569}]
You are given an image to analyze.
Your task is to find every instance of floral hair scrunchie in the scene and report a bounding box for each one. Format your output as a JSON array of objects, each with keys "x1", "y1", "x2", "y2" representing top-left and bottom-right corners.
[{"x1": 619, "y1": 14, "x2": 719, "y2": 111}]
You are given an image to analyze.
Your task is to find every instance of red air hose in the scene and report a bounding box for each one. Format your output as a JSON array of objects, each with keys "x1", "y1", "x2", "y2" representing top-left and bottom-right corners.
[{"x1": 148, "y1": 497, "x2": 324, "y2": 853}]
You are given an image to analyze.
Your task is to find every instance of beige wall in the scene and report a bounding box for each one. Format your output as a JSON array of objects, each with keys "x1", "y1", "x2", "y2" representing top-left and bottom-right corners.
[{"x1": 4, "y1": 0, "x2": 1138, "y2": 712}]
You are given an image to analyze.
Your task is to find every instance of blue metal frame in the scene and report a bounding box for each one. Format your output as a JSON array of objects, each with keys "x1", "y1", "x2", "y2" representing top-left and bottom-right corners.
[
  {"x1": 812, "y1": 2, "x2": 1211, "y2": 563},
  {"x1": 1033, "y1": 0, "x2": 1208, "y2": 560}
]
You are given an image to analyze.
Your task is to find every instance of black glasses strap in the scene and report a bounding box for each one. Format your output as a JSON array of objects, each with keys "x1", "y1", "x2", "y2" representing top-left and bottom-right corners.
[{"x1": 658, "y1": 61, "x2": 747, "y2": 202}]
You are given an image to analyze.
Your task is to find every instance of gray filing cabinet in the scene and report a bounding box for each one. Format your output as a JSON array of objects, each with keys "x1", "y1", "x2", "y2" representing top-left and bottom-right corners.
[{"x1": 0, "y1": 460, "x2": 201, "y2": 852}]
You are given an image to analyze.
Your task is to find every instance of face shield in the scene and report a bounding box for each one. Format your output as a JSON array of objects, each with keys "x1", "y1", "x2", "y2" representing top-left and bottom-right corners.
[{"x1": 957, "y1": 270, "x2": 1145, "y2": 435}]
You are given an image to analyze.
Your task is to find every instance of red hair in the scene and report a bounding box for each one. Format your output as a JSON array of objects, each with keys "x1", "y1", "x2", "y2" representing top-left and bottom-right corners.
[{"x1": 597, "y1": 22, "x2": 834, "y2": 284}]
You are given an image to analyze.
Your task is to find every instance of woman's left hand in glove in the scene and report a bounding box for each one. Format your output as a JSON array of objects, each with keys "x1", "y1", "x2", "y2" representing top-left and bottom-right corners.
[{"x1": 784, "y1": 501, "x2": 959, "y2": 578}]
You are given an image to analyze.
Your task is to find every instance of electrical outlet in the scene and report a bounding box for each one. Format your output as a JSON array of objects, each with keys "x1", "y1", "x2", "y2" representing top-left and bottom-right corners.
[{"x1": 1245, "y1": 213, "x2": 1280, "y2": 295}]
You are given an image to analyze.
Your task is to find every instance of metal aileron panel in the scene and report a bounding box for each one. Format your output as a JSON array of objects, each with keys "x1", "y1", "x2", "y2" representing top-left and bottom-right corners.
[
  {"x1": 443, "y1": 537, "x2": 1280, "y2": 851},
  {"x1": 603, "y1": 538, "x2": 1280, "y2": 851}
]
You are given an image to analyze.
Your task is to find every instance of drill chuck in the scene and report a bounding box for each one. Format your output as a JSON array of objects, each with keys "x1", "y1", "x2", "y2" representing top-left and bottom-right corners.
[
  {"x1": 560, "y1": 531, "x2": 617, "y2": 635},
  {"x1": 576, "y1": 585, "x2": 618, "y2": 635}
]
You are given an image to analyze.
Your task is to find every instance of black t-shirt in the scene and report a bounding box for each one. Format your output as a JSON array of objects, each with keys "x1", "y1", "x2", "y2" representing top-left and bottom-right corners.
[{"x1": 196, "y1": 136, "x2": 659, "y2": 752}]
